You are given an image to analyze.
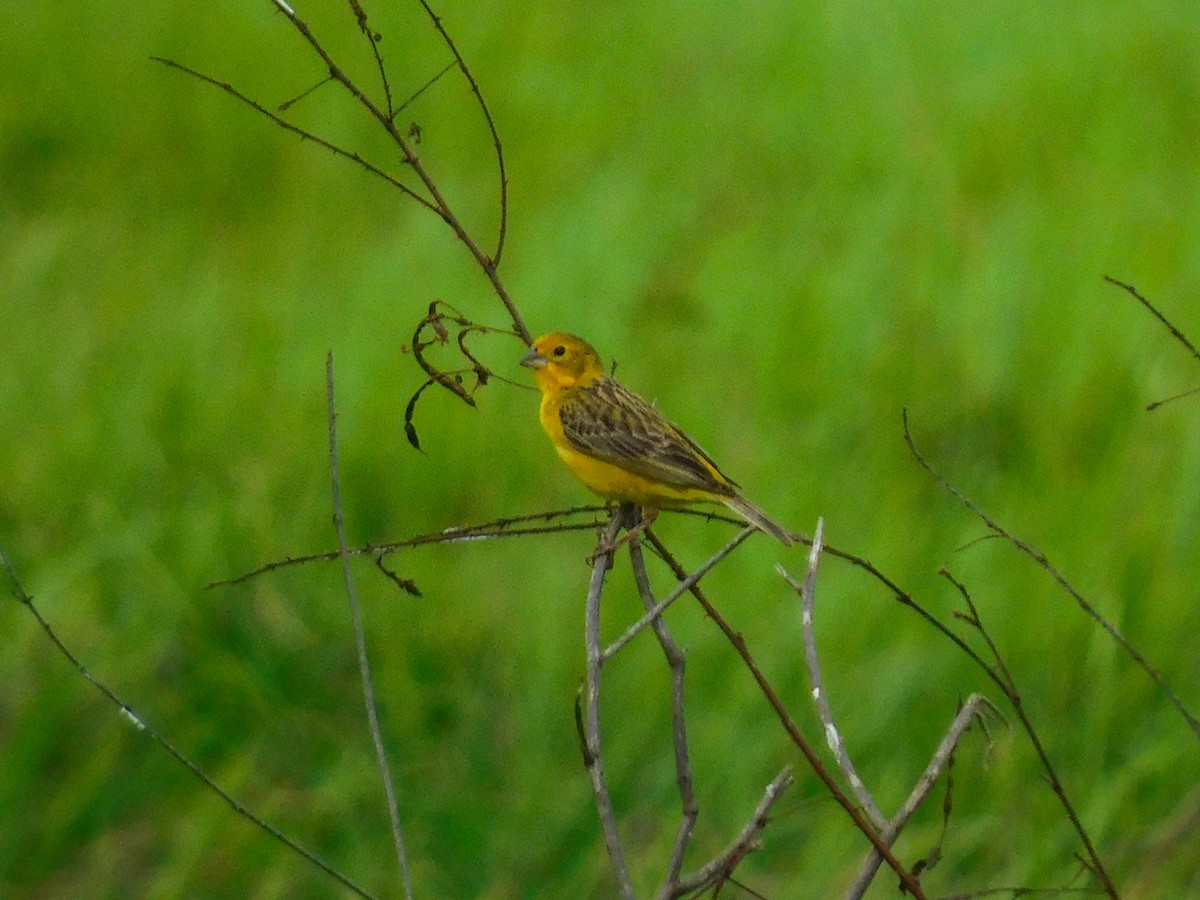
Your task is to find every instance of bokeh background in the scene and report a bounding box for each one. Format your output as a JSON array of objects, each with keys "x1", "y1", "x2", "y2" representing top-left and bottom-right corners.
[{"x1": 3, "y1": 2, "x2": 1198, "y2": 897}]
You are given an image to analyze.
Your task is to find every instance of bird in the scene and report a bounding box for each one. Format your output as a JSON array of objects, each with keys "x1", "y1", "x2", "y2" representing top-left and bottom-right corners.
[{"x1": 520, "y1": 332, "x2": 795, "y2": 546}]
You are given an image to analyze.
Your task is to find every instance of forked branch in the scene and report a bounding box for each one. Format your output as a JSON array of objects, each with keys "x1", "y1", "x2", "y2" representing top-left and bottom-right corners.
[
  {"x1": 781, "y1": 522, "x2": 1003, "y2": 898},
  {"x1": 642, "y1": 529, "x2": 929, "y2": 897}
]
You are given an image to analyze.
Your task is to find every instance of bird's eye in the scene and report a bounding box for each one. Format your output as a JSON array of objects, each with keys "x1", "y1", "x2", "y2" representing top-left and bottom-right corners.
[{"x1": 552, "y1": 345, "x2": 566, "y2": 357}]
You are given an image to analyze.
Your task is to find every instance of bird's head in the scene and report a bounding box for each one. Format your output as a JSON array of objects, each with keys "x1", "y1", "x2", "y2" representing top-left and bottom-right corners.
[{"x1": 521, "y1": 332, "x2": 604, "y2": 392}]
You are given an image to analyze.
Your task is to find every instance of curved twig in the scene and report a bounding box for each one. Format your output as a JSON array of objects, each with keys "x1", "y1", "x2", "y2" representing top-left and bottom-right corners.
[
  {"x1": 582, "y1": 508, "x2": 636, "y2": 898},
  {"x1": 778, "y1": 518, "x2": 884, "y2": 826},
  {"x1": 414, "y1": 0, "x2": 509, "y2": 267}
]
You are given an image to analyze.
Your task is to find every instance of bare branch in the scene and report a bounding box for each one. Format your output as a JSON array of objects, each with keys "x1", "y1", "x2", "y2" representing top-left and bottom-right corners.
[
  {"x1": 937, "y1": 881, "x2": 1106, "y2": 898},
  {"x1": 326, "y1": 354, "x2": 414, "y2": 899},
  {"x1": 207, "y1": 506, "x2": 609, "y2": 588},
  {"x1": 270, "y1": 3, "x2": 530, "y2": 341},
  {"x1": 781, "y1": 523, "x2": 1019, "y2": 897},
  {"x1": 390, "y1": 60, "x2": 457, "y2": 121},
  {"x1": 414, "y1": 0, "x2": 510, "y2": 267},
  {"x1": 953, "y1": 569, "x2": 1121, "y2": 898},
  {"x1": 159, "y1": 0, "x2": 530, "y2": 342},
  {"x1": 345, "y1": 0, "x2": 393, "y2": 118},
  {"x1": 1145, "y1": 384, "x2": 1200, "y2": 411},
  {"x1": 903, "y1": 414, "x2": 1127, "y2": 897},
  {"x1": 809, "y1": 536, "x2": 1005, "y2": 683},
  {"x1": 777, "y1": 517, "x2": 884, "y2": 826},
  {"x1": 1102, "y1": 276, "x2": 1200, "y2": 411}
]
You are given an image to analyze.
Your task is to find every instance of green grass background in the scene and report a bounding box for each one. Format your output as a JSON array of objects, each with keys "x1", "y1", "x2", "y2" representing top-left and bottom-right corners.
[{"x1": 3, "y1": 2, "x2": 1198, "y2": 897}]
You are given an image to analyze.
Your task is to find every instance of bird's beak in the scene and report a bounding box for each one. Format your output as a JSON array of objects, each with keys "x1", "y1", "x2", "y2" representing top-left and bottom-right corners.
[{"x1": 520, "y1": 347, "x2": 547, "y2": 369}]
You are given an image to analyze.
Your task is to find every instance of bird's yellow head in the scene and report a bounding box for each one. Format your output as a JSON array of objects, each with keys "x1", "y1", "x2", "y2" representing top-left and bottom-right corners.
[{"x1": 520, "y1": 332, "x2": 604, "y2": 393}]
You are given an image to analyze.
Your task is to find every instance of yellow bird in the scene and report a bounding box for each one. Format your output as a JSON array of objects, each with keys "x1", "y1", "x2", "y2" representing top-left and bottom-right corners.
[{"x1": 521, "y1": 332, "x2": 795, "y2": 545}]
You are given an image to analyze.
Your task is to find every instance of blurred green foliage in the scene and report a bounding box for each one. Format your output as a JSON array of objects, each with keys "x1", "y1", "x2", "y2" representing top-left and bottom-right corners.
[{"x1": 2, "y1": 2, "x2": 1198, "y2": 897}]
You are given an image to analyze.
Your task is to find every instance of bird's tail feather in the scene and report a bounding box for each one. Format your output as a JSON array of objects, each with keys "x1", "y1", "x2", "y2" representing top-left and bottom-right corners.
[{"x1": 723, "y1": 494, "x2": 797, "y2": 546}]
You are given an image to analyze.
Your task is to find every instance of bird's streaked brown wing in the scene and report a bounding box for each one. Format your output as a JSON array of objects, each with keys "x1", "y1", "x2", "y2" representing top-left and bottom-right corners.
[{"x1": 558, "y1": 376, "x2": 737, "y2": 496}]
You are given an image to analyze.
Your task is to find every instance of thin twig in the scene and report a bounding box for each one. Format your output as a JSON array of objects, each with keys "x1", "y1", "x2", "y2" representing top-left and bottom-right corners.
[
  {"x1": 389, "y1": 60, "x2": 457, "y2": 121},
  {"x1": 903, "y1": 413, "x2": 1124, "y2": 897},
  {"x1": 0, "y1": 546, "x2": 375, "y2": 900},
  {"x1": 805, "y1": 538, "x2": 1006, "y2": 687},
  {"x1": 1103, "y1": 275, "x2": 1200, "y2": 363},
  {"x1": 1144, "y1": 384, "x2": 1200, "y2": 411},
  {"x1": 583, "y1": 508, "x2": 636, "y2": 898},
  {"x1": 937, "y1": 887, "x2": 1104, "y2": 900},
  {"x1": 150, "y1": 57, "x2": 438, "y2": 215},
  {"x1": 903, "y1": 409, "x2": 1199, "y2": 742},
  {"x1": 345, "y1": 0, "x2": 393, "y2": 118},
  {"x1": 627, "y1": 532, "x2": 699, "y2": 895},
  {"x1": 943, "y1": 567, "x2": 1119, "y2": 899},
  {"x1": 210, "y1": 502, "x2": 780, "y2": 591},
  {"x1": 778, "y1": 518, "x2": 885, "y2": 826},
  {"x1": 326, "y1": 354, "x2": 414, "y2": 899},
  {"x1": 209, "y1": 496, "x2": 779, "y2": 593},
  {"x1": 207, "y1": 506, "x2": 609, "y2": 588},
  {"x1": 1103, "y1": 276, "x2": 1200, "y2": 410}
]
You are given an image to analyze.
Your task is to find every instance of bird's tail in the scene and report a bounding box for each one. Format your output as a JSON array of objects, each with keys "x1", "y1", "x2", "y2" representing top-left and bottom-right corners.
[{"x1": 723, "y1": 494, "x2": 797, "y2": 546}]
